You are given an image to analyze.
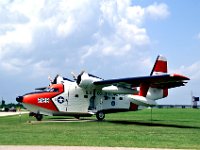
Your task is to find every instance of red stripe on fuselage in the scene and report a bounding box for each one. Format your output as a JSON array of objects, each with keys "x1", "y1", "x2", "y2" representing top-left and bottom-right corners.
[
  {"x1": 163, "y1": 88, "x2": 168, "y2": 98},
  {"x1": 129, "y1": 103, "x2": 138, "y2": 111}
]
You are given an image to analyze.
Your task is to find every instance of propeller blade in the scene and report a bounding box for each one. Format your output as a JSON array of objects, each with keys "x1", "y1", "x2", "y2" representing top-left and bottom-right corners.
[
  {"x1": 71, "y1": 72, "x2": 77, "y2": 80},
  {"x1": 48, "y1": 75, "x2": 53, "y2": 83}
]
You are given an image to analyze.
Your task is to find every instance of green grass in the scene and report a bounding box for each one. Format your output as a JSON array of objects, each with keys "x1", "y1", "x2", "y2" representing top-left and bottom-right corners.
[{"x1": 0, "y1": 108, "x2": 200, "y2": 149}]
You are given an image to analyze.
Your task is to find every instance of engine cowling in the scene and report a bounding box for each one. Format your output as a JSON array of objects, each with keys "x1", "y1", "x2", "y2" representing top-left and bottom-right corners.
[{"x1": 76, "y1": 72, "x2": 99, "y2": 89}]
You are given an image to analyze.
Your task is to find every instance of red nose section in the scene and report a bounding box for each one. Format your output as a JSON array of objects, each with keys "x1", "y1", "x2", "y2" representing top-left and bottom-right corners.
[
  {"x1": 16, "y1": 96, "x2": 23, "y2": 103},
  {"x1": 23, "y1": 93, "x2": 59, "y2": 111},
  {"x1": 22, "y1": 84, "x2": 64, "y2": 111}
]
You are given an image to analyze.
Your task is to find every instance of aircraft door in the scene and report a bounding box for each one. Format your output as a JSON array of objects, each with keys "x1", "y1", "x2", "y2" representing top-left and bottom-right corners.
[
  {"x1": 89, "y1": 96, "x2": 95, "y2": 110},
  {"x1": 64, "y1": 83, "x2": 70, "y2": 112}
]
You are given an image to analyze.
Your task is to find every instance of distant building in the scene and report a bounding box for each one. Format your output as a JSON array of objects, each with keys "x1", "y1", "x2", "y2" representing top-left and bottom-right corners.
[
  {"x1": 156, "y1": 104, "x2": 199, "y2": 109},
  {"x1": 192, "y1": 96, "x2": 199, "y2": 109},
  {"x1": 1, "y1": 99, "x2": 5, "y2": 107}
]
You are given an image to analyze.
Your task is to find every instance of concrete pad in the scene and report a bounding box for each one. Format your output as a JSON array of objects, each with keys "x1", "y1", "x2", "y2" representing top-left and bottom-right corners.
[{"x1": 0, "y1": 111, "x2": 28, "y2": 117}]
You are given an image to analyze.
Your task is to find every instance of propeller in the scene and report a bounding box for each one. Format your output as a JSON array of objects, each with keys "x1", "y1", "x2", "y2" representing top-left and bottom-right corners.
[
  {"x1": 48, "y1": 75, "x2": 53, "y2": 84},
  {"x1": 76, "y1": 70, "x2": 85, "y2": 85},
  {"x1": 71, "y1": 70, "x2": 85, "y2": 82},
  {"x1": 71, "y1": 72, "x2": 78, "y2": 80},
  {"x1": 52, "y1": 74, "x2": 60, "y2": 84},
  {"x1": 35, "y1": 75, "x2": 55, "y2": 91}
]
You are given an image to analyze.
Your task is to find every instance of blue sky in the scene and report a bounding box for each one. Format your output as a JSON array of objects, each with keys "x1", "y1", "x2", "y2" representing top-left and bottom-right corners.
[{"x1": 0, "y1": 0, "x2": 199, "y2": 105}]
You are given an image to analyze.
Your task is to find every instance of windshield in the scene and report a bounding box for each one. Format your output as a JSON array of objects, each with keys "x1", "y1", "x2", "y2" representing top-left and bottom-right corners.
[{"x1": 44, "y1": 88, "x2": 59, "y2": 92}]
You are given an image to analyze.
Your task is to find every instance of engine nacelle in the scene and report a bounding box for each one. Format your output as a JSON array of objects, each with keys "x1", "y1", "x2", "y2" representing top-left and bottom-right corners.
[
  {"x1": 76, "y1": 72, "x2": 99, "y2": 89},
  {"x1": 128, "y1": 95, "x2": 157, "y2": 106}
]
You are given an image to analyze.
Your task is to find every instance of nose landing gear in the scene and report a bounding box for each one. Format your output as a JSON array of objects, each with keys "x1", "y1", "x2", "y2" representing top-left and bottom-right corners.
[{"x1": 29, "y1": 112, "x2": 43, "y2": 121}]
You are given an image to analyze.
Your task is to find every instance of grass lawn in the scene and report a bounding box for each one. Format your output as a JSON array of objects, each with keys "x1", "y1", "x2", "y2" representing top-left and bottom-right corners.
[{"x1": 0, "y1": 108, "x2": 200, "y2": 149}]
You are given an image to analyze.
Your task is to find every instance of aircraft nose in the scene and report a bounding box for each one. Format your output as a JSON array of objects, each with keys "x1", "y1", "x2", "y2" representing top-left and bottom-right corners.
[{"x1": 16, "y1": 96, "x2": 23, "y2": 103}]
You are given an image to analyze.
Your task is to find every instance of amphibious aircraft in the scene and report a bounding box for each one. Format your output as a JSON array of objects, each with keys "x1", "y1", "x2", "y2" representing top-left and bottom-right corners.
[{"x1": 16, "y1": 55, "x2": 189, "y2": 121}]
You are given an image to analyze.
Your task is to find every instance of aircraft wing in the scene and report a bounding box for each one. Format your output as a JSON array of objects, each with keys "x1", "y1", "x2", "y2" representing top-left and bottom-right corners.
[{"x1": 93, "y1": 74, "x2": 189, "y2": 89}]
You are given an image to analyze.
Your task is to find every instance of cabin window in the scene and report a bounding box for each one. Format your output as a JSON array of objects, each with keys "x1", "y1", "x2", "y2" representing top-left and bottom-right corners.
[
  {"x1": 84, "y1": 95, "x2": 88, "y2": 98},
  {"x1": 119, "y1": 97, "x2": 123, "y2": 100},
  {"x1": 112, "y1": 97, "x2": 115, "y2": 100},
  {"x1": 75, "y1": 94, "x2": 79, "y2": 98}
]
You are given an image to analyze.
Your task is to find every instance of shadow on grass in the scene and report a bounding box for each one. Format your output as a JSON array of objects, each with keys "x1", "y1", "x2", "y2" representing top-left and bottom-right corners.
[
  {"x1": 33, "y1": 117, "x2": 97, "y2": 123},
  {"x1": 106, "y1": 120, "x2": 200, "y2": 129},
  {"x1": 38, "y1": 116, "x2": 200, "y2": 129}
]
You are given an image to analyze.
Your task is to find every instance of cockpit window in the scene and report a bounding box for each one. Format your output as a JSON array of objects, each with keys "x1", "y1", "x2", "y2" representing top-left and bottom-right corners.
[
  {"x1": 53, "y1": 88, "x2": 59, "y2": 92},
  {"x1": 50, "y1": 88, "x2": 59, "y2": 92},
  {"x1": 44, "y1": 88, "x2": 59, "y2": 92}
]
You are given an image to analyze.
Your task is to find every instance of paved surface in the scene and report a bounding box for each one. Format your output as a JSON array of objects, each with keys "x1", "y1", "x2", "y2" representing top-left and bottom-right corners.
[
  {"x1": 0, "y1": 111, "x2": 28, "y2": 117},
  {"x1": 0, "y1": 112, "x2": 96, "y2": 123},
  {"x1": 0, "y1": 146, "x2": 186, "y2": 150}
]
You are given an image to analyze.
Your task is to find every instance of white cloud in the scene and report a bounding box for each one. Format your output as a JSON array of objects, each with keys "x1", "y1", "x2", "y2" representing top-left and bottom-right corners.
[
  {"x1": 0, "y1": 58, "x2": 32, "y2": 73},
  {"x1": 31, "y1": 60, "x2": 57, "y2": 78},
  {"x1": 197, "y1": 32, "x2": 200, "y2": 40},
  {"x1": 57, "y1": 16, "x2": 75, "y2": 37},
  {"x1": 0, "y1": 0, "x2": 170, "y2": 80},
  {"x1": 80, "y1": 0, "x2": 170, "y2": 61},
  {"x1": 0, "y1": 24, "x2": 32, "y2": 46},
  {"x1": 126, "y1": 5, "x2": 145, "y2": 25},
  {"x1": 177, "y1": 62, "x2": 200, "y2": 80},
  {"x1": 145, "y1": 3, "x2": 170, "y2": 19}
]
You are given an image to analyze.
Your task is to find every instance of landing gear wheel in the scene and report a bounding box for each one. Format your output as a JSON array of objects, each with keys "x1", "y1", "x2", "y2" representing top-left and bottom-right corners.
[
  {"x1": 29, "y1": 112, "x2": 35, "y2": 117},
  {"x1": 74, "y1": 116, "x2": 80, "y2": 120},
  {"x1": 96, "y1": 111, "x2": 105, "y2": 121},
  {"x1": 35, "y1": 114, "x2": 43, "y2": 121}
]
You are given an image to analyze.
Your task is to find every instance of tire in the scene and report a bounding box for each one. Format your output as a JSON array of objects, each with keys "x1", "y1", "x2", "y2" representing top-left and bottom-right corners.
[
  {"x1": 96, "y1": 111, "x2": 105, "y2": 121},
  {"x1": 29, "y1": 112, "x2": 36, "y2": 117},
  {"x1": 35, "y1": 114, "x2": 43, "y2": 121},
  {"x1": 74, "y1": 115, "x2": 80, "y2": 119}
]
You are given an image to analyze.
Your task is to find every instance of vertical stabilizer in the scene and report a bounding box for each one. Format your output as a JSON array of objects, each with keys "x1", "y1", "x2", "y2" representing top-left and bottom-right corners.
[
  {"x1": 150, "y1": 55, "x2": 167, "y2": 76},
  {"x1": 139, "y1": 55, "x2": 168, "y2": 98}
]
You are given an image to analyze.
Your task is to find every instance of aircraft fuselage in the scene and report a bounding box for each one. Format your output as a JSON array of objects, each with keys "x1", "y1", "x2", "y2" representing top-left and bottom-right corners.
[{"x1": 17, "y1": 81, "x2": 138, "y2": 121}]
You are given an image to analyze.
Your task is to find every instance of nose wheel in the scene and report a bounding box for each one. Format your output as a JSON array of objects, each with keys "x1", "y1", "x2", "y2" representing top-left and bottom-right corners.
[
  {"x1": 29, "y1": 112, "x2": 43, "y2": 121},
  {"x1": 96, "y1": 111, "x2": 105, "y2": 121},
  {"x1": 35, "y1": 114, "x2": 43, "y2": 121}
]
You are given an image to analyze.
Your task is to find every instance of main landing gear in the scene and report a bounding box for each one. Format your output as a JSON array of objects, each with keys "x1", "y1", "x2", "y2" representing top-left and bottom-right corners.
[
  {"x1": 29, "y1": 112, "x2": 43, "y2": 121},
  {"x1": 96, "y1": 111, "x2": 105, "y2": 121}
]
